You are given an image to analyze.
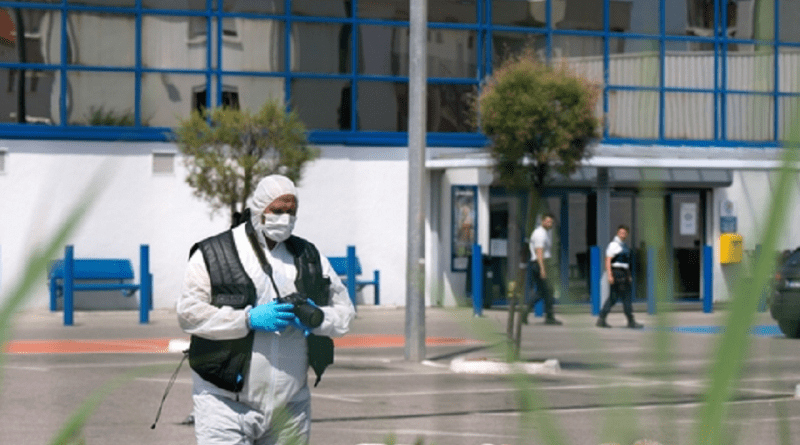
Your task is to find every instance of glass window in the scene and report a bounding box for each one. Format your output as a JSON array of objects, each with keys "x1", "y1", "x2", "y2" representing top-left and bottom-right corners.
[
  {"x1": 0, "y1": 68, "x2": 58, "y2": 124},
  {"x1": 427, "y1": 29, "x2": 477, "y2": 77},
  {"x1": 141, "y1": 0, "x2": 207, "y2": 10},
  {"x1": 188, "y1": 16, "x2": 238, "y2": 40},
  {"x1": 358, "y1": 0, "x2": 407, "y2": 20},
  {"x1": 193, "y1": 87, "x2": 240, "y2": 112},
  {"x1": 427, "y1": 83, "x2": 475, "y2": 132},
  {"x1": 291, "y1": 78, "x2": 350, "y2": 130},
  {"x1": 607, "y1": 90, "x2": 659, "y2": 138},
  {"x1": 664, "y1": 92, "x2": 714, "y2": 139},
  {"x1": 779, "y1": 0, "x2": 800, "y2": 42},
  {"x1": 664, "y1": 50, "x2": 714, "y2": 89},
  {"x1": 557, "y1": 0, "x2": 631, "y2": 32},
  {"x1": 609, "y1": 40, "x2": 660, "y2": 87},
  {"x1": 492, "y1": 0, "x2": 547, "y2": 27},
  {"x1": 292, "y1": 0, "x2": 349, "y2": 18},
  {"x1": 69, "y1": 12, "x2": 136, "y2": 67},
  {"x1": 429, "y1": 0, "x2": 476, "y2": 23},
  {"x1": 71, "y1": 0, "x2": 136, "y2": 6},
  {"x1": 359, "y1": 25, "x2": 406, "y2": 76},
  {"x1": 221, "y1": 75, "x2": 285, "y2": 111},
  {"x1": 726, "y1": 92, "x2": 773, "y2": 141},
  {"x1": 293, "y1": 22, "x2": 351, "y2": 73},
  {"x1": 2, "y1": 7, "x2": 52, "y2": 64},
  {"x1": 141, "y1": 15, "x2": 207, "y2": 69},
  {"x1": 358, "y1": 81, "x2": 406, "y2": 131},
  {"x1": 140, "y1": 73, "x2": 206, "y2": 127},
  {"x1": 491, "y1": 31, "x2": 546, "y2": 66},
  {"x1": 779, "y1": 49, "x2": 800, "y2": 93},
  {"x1": 726, "y1": 50, "x2": 774, "y2": 93},
  {"x1": 224, "y1": 0, "x2": 284, "y2": 15},
  {"x1": 779, "y1": 95, "x2": 800, "y2": 141},
  {"x1": 222, "y1": 19, "x2": 284, "y2": 72},
  {"x1": 67, "y1": 70, "x2": 136, "y2": 126},
  {"x1": 553, "y1": 34, "x2": 604, "y2": 60}
]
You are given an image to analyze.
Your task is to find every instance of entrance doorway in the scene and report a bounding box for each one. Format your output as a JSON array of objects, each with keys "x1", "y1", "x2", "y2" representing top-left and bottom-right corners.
[{"x1": 485, "y1": 187, "x2": 706, "y2": 307}]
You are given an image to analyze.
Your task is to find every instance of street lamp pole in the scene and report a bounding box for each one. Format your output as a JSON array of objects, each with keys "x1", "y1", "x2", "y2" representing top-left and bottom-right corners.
[{"x1": 405, "y1": 0, "x2": 427, "y2": 362}]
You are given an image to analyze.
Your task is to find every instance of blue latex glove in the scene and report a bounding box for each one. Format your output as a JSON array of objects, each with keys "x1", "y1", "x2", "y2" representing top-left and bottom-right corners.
[
  {"x1": 290, "y1": 315, "x2": 312, "y2": 337},
  {"x1": 247, "y1": 301, "x2": 295, "y2": 332}
]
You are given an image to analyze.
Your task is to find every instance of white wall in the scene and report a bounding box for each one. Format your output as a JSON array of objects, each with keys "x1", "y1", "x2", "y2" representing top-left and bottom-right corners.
[
  {"x1": 0, "y1": 141, "x2": 410, "y2": 310},
  {"x1": 712, "y1": 169, "x2": 800, "y2": 302}
]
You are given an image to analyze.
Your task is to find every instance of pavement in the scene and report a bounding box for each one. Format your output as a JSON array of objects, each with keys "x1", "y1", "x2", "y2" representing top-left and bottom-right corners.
[{"x1": 1, "y1": 304, "x2": 795, "y2": 445}]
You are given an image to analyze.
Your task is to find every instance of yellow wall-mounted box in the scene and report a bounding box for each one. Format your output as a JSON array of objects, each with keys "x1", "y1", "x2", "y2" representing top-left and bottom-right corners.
[{"x1": 720, "y1": 233, "x2": 743, "y2": 264}]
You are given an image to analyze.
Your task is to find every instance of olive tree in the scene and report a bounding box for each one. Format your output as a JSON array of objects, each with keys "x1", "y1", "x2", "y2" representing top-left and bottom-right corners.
[
  {"x1": 479, "y1": 49, "x2": 600, "y2": 203},
  {"x1": 175, "y1": 100, "x2": 319, "y2": 225},
  {"x1": 477, "y1": 49, "x2": 600, "y2": 355}
]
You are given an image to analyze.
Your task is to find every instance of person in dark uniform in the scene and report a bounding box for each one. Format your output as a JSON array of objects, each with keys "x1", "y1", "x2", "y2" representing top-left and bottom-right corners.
[{"x1": 596, "y1": 225, "x2": 643, "y2": 329}]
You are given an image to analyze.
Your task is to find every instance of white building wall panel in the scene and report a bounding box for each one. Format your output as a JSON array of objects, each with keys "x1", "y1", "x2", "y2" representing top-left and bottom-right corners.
[{"x1": 0, "y1": 142, "x2": 410, "y2": 310}]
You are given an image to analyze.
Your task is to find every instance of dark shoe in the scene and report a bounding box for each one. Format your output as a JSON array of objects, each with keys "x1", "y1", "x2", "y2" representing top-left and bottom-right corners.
[
  {"x1": 544, "y1": 317, "x2": 562, "y2": 326},
  {"x1": 627, "y1": 321, "x2": 644, "y2": 329},
  {"x1": 596, "y1": 318, "x2": 611, "y2": 328}
]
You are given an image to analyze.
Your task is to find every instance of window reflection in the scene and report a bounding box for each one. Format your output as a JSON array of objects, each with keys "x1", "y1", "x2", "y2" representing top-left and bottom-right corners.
[
  {"x1": 69, "y1": 12, "x2": 135, "y2": 66},
  {"x1": 291, "y1": 78, "x2": 350, "y2": 130},
  {"x1": 67, "y1": 71, "x2": 135, "y2": 126},
  {"x1": 0, "y1": 68, "x2": 57, "y2": 124},
  {"x1": 293, "y1": 22, "x2": 355, "y2": 73}
]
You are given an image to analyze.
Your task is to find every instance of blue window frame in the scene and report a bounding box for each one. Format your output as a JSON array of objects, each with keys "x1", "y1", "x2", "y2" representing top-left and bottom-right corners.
[{"x1": 0, "y1": 0, "x2": 797, "y2": 147}]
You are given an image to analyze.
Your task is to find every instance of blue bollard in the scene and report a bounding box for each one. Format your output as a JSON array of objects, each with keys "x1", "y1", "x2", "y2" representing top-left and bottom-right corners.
[
  {"x1": 64, "y1": 245, "x2": 74, "y2": 326},
  {"x1": 139, "y1": 244, "x2": 151, "y2": 324},
  {"x1": 471, "y1": 244, "x2": 483, "y2": 317},
  {"x1": 347, "y1": 246, "x2": 357, "y2": 309},
  {"x1": 590, "y1": 246, "x2": 601, "y2": 316},
  {"x1": 703, "y1": 245, "x2": 713, "y2": 313}
]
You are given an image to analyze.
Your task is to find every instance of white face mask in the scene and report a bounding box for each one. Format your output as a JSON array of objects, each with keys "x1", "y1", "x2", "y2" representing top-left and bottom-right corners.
[{"x1": 261, "y1": 213, "x2": 296, "y2": 243}]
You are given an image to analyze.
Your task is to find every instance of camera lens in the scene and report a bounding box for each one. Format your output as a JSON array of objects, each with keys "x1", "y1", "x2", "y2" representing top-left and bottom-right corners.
[{"x1": 295, "y1": 303, "x2": 324, "y2": 328}]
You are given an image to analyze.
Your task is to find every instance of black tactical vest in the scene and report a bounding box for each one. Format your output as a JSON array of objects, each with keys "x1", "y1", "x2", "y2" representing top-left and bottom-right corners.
[{"x1": 188, "y1": 219, "x2": 334, "y2": 392}]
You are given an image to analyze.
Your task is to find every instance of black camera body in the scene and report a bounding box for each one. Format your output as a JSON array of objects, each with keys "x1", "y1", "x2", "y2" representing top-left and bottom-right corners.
[{"x1": 278, "y1": 293, "x2": 324, "y2": 328}]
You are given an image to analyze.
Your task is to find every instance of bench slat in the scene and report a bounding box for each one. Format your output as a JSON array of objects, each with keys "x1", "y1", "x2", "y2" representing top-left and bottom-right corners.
[{"x1": 49, "y1": 259, "x2": 135, "y2": 280}]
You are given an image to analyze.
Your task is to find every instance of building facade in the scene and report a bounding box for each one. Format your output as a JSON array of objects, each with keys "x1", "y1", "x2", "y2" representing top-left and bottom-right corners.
[{"x1": 0, "y1": 0, "x2": 799, "y2": 310}]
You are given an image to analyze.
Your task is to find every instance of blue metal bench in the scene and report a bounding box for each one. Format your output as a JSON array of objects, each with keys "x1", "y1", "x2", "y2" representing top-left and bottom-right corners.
[
  {"x1": 328, "y1": 246, "x2": 379, "y2": 307},
  {"x1": 48, "y1": 245, "x2": 152, "y2": 325}
]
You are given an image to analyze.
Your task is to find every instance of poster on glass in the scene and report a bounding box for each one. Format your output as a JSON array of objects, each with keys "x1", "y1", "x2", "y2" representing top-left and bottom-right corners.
[{"x1": 452, "y1": 185, "x2": 477, "y2": 272}]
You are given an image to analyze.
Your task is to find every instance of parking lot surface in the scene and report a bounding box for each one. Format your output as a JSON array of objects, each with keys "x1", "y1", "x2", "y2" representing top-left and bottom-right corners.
[{"x1": 3, "y1": 306, "x2": 800, "y2": 445}]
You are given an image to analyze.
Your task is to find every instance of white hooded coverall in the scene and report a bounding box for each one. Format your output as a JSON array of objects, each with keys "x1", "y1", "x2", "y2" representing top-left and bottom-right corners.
[{"x1": 177, "y1": 176, "x2": 355, "y2": 444}]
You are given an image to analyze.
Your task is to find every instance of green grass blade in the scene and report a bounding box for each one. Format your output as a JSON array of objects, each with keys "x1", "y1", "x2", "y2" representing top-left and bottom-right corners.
[{"x1": 693, "y1": 144, "x2": 799, "y2": 445}]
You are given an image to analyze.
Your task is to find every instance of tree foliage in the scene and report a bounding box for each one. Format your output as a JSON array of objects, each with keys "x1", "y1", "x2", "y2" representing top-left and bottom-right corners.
[
  {"x1": 478, "y1": 50, "x2": 601, "y2": 191},
  {"x1": 174, "y1": 100, "x2": 319, "y2": 222}
]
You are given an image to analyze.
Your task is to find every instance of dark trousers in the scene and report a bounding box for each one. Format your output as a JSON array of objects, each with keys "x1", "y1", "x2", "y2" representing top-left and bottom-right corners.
[
  {"x1": 526, "y1": 261, "x2": 555, "y2": 318},
  {"x1": 599, "y1": 268, "x2": 634, "y2": 321}
]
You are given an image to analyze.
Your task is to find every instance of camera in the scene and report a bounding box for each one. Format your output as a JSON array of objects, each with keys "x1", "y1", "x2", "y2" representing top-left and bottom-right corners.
[{"x1": 278, "y1": 293, "x2": 324, "y2": 328}]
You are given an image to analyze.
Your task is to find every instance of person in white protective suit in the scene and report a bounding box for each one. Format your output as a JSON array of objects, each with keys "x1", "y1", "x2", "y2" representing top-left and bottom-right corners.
[{"x1": 176, "y1": 174, "x2": 355, "y2": 445}]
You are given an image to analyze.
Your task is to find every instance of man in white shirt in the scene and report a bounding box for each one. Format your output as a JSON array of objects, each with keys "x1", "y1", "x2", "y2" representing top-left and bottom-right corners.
[
  {"x1": 596, "y1": 224, "x2": 643, "y2": 328},
  {"x1": 524, "y1": 214, "x2": 562, "y2": 325}
]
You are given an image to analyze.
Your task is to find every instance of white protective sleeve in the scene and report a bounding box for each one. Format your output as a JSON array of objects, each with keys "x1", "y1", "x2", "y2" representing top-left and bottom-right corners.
[
  {"x1": 176, "y1": 250, "x2": 252, "y2": 341},
  {"x1": 313, "y1": 255, "x2": 355, "y2": 338}
]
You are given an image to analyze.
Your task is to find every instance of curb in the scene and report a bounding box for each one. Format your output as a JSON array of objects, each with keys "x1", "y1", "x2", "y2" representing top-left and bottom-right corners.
[{"x1": 449, "y1": 357, "x2": 561, "y2": 375}]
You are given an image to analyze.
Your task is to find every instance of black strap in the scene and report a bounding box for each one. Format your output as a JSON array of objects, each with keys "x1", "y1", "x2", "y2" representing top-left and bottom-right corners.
[
  {"x1": 150, "y1": 350, "x2": 189, "y2": 429},
  {"x1": 244, "y1": 220, "x2": 282, "y2": 298}
]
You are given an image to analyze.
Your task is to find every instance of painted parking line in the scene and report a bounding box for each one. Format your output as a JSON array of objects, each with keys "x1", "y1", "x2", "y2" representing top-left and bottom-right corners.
[
  {"x1": 3, "y1": 335, "x2": 484, "y2": 354},
  {"x1": 648, "y1": 324, "x2": 784, "y2": 337}
]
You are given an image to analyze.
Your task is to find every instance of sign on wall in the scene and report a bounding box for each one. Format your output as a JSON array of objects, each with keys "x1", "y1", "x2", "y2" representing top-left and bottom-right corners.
[
  {"x1": 680, "y1": 202, "x2": 698, "y2": 236},
  {"x1": 452, "y1": 185, "x2": 477, "y2": 272},
  {"x1": 720, "y1": 199, "x2": 737, "y2": 233}
]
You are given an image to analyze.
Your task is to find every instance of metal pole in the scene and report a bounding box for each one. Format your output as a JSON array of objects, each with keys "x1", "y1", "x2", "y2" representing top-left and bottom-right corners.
[
  {"x1": 139, "y1": 244, "x2": 150, "y2": 324},
  {"x1": 64, "y1": 245, "x2": 74, "y2": 326},
  {"x1": 405, "y1": 0, "x2": 427, "y2": 362}
]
